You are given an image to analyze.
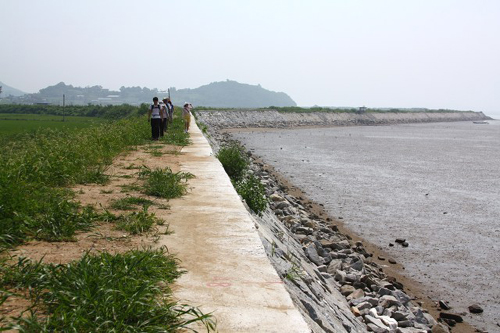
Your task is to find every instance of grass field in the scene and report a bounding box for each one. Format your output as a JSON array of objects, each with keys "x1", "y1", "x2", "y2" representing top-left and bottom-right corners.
[{"x1": 0, "y1": 114, "x2": 107, "y2": 137}]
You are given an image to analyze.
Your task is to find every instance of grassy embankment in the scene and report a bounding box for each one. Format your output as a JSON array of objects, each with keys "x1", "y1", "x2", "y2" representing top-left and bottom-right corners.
[{"x1": 0, "y1": 104, "x2": 215, "y2": 331}]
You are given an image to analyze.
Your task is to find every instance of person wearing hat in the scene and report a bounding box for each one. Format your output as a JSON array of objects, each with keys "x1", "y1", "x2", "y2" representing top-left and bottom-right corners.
[{"x1": 182, "y1": 102, "x2": 192, "y2": 133}]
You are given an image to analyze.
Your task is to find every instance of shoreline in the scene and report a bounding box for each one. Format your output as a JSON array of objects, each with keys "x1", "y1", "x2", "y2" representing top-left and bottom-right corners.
[
  {"x1": 249, "y1": 154, "x2": 477, "y2": 333},
  {"x1": 206, "y1": 128, "x2": 478, "y2": 333}
]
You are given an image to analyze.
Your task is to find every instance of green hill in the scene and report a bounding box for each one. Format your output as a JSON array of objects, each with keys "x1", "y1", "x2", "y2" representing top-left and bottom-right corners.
[
  {"x1": 170, "y1": 80, "x2": 296, "y2": 107},
  {"x1": 0, "y1": 81, "x2": 27, "y2": 97},
  {"x1": 1, "y1": 80, "x2": 296, "y2": 107}
]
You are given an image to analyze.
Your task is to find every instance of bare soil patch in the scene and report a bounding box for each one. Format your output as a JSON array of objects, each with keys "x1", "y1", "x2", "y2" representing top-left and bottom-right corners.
[{"x1": 3, "y1": 143, "x2": 183, "y2": 320}]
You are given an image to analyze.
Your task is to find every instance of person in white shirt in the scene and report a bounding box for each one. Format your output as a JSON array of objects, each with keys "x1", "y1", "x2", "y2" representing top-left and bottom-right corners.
[
  {"x1": 182, "y1": 102, "x2": 192, "y2": 133},
  {"x1": 148, "y1": 97, "x2": 163, "y2": 140}
]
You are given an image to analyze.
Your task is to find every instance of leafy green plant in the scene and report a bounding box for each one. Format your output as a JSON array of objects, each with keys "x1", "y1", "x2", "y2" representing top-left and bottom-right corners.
[
  {"x1": 0, "y1": 248, "x2": 216, "y2": 332},
  {"x1": 234, "y1": 174, "x2": 268, "y2": 216},
  {"x1": 216, "y1": 143, "x2": 249, "y2": 181},
  {"x1": 139, "y1": 166, "x2": 194, "y2": 199},
  {"x1": 115, "y1": 206, "x2": 161, "y2": 234}
]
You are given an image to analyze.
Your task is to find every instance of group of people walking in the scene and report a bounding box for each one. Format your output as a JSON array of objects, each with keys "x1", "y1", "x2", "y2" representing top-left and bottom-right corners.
[{"x1": 148, "y1": 97, "x2": 192, "y2": 140}]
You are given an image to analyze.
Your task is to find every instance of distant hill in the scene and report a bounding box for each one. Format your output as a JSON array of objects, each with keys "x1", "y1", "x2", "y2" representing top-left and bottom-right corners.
[
  {"x1": 170, "y1": 80, "x2": 296, "y2": 107},
  {"x1": 0, "y1": 80, "x2": 296, "y2": 107},
  {"x1": 0, "y1": 81, "x2": 26, "y2": 97}
]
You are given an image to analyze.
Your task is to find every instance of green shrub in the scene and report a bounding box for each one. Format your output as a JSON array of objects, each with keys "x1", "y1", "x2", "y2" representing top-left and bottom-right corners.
[
  {"x1": 216, "y1": 143, "x2": 249, "y2": 181},
  {"x1": 139, "y1": 166, "x2": 194, "y2": 199},
  {"x1": 234, "y1": 174, "x2": 268, "y2": 216}
]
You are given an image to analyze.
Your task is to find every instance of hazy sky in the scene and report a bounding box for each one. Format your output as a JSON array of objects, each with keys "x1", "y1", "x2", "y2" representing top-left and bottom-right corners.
[{"x1": 1, "y1": 0, "x2": 499, "y2": 116}]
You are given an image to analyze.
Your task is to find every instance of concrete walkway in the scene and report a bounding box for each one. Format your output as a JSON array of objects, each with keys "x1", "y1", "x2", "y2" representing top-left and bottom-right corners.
[{"x1": 160, "y1": 122, "x2": 310, "y2": 332}]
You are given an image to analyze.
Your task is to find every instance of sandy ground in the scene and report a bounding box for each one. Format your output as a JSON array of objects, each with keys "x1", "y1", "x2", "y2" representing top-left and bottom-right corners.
[{"x1": 2, "y1": 142, "x2": 183, "y2": 320}]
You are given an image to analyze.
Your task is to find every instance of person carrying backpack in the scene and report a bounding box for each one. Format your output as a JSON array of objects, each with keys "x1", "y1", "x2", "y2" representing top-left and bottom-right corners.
[
  {"x1": 148, "y1": 97, "x2": 163, "y2": 140},
  {"x1": 162, "y1": 97, "x2": 174, "y2": 132}
]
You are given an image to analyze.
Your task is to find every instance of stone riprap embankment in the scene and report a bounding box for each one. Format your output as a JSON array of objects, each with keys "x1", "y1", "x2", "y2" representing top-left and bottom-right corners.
[
  {"x1": 195, "y1": 109, "x2": 490, "y2": 130},
  {"x1": 206, "y1": 130, "x2": 459, "y2": 333}
]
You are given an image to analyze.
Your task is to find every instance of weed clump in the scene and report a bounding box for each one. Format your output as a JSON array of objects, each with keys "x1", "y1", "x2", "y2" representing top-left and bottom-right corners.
[
  {"x1": 0, "y1": 248, "x2": 216, "y2": 332},
  {"x1": 216, "y1": 143, "x2": 249, "y2": 181},
  {"x1": 139, "y1": 166, "x2": 194, "y2": 199},
  {"x1": 217, "y1": 142, "x2": 268, "y2": 216}
]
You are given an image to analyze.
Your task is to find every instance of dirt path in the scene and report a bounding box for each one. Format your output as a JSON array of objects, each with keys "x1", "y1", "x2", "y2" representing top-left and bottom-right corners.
[
  {"x1": 3, "y1": 142, "x2": 183, "y2": 318},
  {"x1": 4, "y1": 123, "x2": 310, "y2": 332}
]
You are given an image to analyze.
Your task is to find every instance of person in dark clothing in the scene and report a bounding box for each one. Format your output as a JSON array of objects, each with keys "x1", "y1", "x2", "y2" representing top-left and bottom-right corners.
[{"x1": 148, "y1": 97, "x2": 162, "y2": 140}]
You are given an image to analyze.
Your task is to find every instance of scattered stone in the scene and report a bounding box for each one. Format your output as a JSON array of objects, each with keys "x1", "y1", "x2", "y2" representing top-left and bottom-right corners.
[
  {"x1": 270, "y1": 193, "x2": 285, "y2": 202},
  {"x1": 378, "y1": 295, "x2": 400, "y2": 308},
  {"x1": 395, "y1": 238, "x2": 406, "y2": 244},
  {"x1": 388, "y1": 258, "x2": 397, "y2": 264},
  {"x1": 347, "y1": 289, "x2": 365, "y2": 300},
  {"x1": 432, "y1": 323, "x2": 450, "y2": 333},
  {"x1": 438, "y1": 300, "x2": 451, "y2": 310},
  {"x1": 304, "y1": 244, "x2": 324, "y2": 266},
  {"x1": 351, "y1": 306, "x2": 361, "y2": 317},
  {"x1": 389, "y1": 243, "x2": 394, "y2": 247},
  {"x1": 468, "y1": 304, "x2": 484, "y2": 314},
  {"x1": 340, "y1": 284, "x2": 356, "y2": 296},
  {"x1": 365, "y1": 315, "x2": 391, "y2": 332},
  {"x1": 439, "y1": 312, "x2": 463, "y2": 323},
  {"x1": 402, "y1": 241, "x2": 409, "y2": 247},
  {"x1": 378, "y1": 256, "x2": 386, "y2": 261}
]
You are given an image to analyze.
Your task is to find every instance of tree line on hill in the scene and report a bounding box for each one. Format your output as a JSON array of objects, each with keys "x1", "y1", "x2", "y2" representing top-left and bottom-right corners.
[{"x1": 0, "y1": 80, "x2": 297, "y2": 108}]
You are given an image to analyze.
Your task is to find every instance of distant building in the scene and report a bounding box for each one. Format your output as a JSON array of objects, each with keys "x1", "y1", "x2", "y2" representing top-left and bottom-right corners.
[{"x1": 358, "y1": 106, "x2": 367, "y2": 113}]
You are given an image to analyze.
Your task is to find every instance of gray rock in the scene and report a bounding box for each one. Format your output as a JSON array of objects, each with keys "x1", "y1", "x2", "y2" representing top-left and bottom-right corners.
[
  {"x1": 340, "y1": 284, "x2": 356, "y2": 296},
  {"x1": 350, "y1": 296, "x2": 379, "y2": 307},
  {"x1": 355, "y1": 301, "x2": 372, "y2": 311},
  {"x1": 392, "y1": 290, "x2": 411, "y2": 305},
  {"x1": 432, "y1": 323, "x2": 450, "y2": 333},
  {"x1": 347, "y1": 289, "x2": 365, "y2": 300},
  {"x1": 350, "y1": 259, "x2": 364, "y2": 271},
  {"x1": 276, "y1": 201, "x2": 290, "y2": 209},
  {"x1": 366, "y1": 323, "x2": 389, "y2": 333},
  {"x1": 411, "y1": 308, "x2": 429, "y2": 325},
  {"x1": 468, "y1": 304, "x2": 484, "y2": 313},
  {"x1": 392, "y1": 310, "x2": 409, "y2": 321},
  {"x1": 270, "y1": 193, "x2": 285, "y2": 202},
  {"x1": 332, "y1": 240, "x2": 351, "y2": 250},
  {"x1": 379, "y1": 295, "x2": 400, "y2": 308},
  {"x1": 326, "y1": 259, "x2": 343, "y2": 275},
  {"x1": 334, "y1": 269, "x2": 347, "y2": 283},
  {"x1": 377, "y1": 287, "x2": 393, "y2": 297},
  {"x1": 364, "y1": 315, "x2": 390, "y2": 332},
  {"x1": 345, "y1": 273, "x2": 359, "y2": 283},
  {"x1": 296, "y1": 226, "x2": 314, "y2": 235},
  {"x1": 423, "y1": 313, "x2": 437, "y2": 326},
  {"x1": 438, "y1": 300, "x2": 451, "y2": 310},
  {"x1": 317, "y1": 264, "x2": 328, "y2": 273},
  {"x1": 305, "y1": 244, "x2": 324, "y2": 265}
]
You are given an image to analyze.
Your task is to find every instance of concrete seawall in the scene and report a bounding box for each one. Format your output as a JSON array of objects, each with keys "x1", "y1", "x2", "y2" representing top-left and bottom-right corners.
[{"x1": 195, "y1": 110, "x2": 491, "y2": 129}]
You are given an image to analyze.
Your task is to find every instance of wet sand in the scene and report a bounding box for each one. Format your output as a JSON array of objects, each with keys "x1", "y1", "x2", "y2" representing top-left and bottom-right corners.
[{"x1": 231, "y1": 121, "x2": 500, "y2": 332}]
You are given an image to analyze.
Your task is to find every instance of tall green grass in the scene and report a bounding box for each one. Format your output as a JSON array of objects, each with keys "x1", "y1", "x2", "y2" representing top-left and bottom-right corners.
[
  {"x1": 0, "y1": 116, "x2": 151, "y2": 249},
  {"x1": 0, "y1": 248, "x2": 215, "y2": 332},
  {"x1": 139, "y1": 167, "x2": 194, "y2": 199}
]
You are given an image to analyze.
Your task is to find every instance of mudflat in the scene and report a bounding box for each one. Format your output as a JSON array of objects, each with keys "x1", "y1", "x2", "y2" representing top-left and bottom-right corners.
[{"x1": 231, "y1": 121, "x2": 500, "y2": 333}]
